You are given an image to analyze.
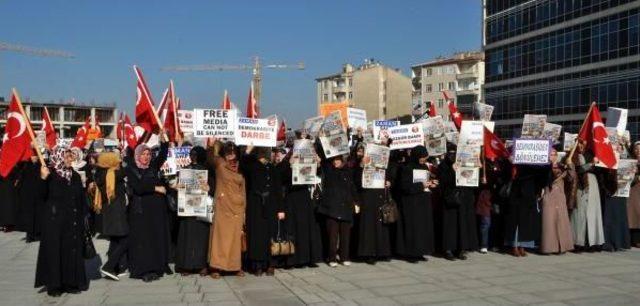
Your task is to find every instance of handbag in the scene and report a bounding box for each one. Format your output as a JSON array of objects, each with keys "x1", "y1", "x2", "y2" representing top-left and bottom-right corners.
[
  {"x1": 380, "y1": 187, "x2": 398, "y2": 224},
  {"x1": 270, "y1": 220, "x2": 295, "y2": 256},
  {"x1": 83, "y1": 217, "x2": 97, "y2": 259}
]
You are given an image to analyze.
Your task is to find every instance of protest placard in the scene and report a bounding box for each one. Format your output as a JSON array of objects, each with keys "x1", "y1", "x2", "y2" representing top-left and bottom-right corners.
[
  {"x1": 445, "y1": 131, "x2": 459, "y2": 145},
  {"x1": 459, "y1": 121, "x2": 484, "y2": 147},
  {"x1": 363, "y1": 143, "x2": 390, "y2": 169},
  {"x1": 235, "y1": 117, "x2": 278, "y2": 147},
  {"x1": 292, "y1": 163, "x2": 318, "y2": 185},
  {"x1": 456, "y1": 145, "x2": 481, "y2": 167},
  {"x1": 412, "y1": 169, "x2": 429, "y2": 183},
  {"x1": 483, "y1": 121, "x2": 496, "y2": 133},
  {"x1": 319, "y1": 101, "x2": 348, "y2": 124},
  {"x1": 347, "y1": 108, "x2": 367, "y2": 131},
  {"x1": 426, "y1": 137, "x2": 447, "y2": 157},
  {"x1": 193, "y1": 109, "x2": 237, "y2": 138},
  {"x1": 563, "y1": 133, "x2": 577, "y2": 152},
  {"x1": 543, "y1": 122, "x2": 562, "y2": 142},
  {"x1": 606, "y1": 107, "x2": 628, "y2": 135},
  {"x1": 319, "y1": 133, "x2": 349, "y2": 158},
  {"x1": 291, "y1": 139, "x2": 317, "y2": 164},
  {"x1": 362, "y1": 167, "x2": 386, "y2": 189},
  {"x1": 422, "y1": 115, "x2": 445, "y2": 139},
  {"x1": 302, "y1": 116, "x2": 324, "y2": 138},
  {"x1": 513, "y1": 139, "x2": 551, "y2": 165},
  {"x1": 320, "y1": 111, "x2": 345, "y2": 136},
  {"x1": 614, "y1": 159, "x2": 637, "y2": 197},
  {"x1": 388, "y1": 123, "x2": 424, "y2": 150},
  {"x1": 372, "y1": 120, "x2": 400, "y2": 142},
  {"x1": 474, "y1": 102, "x2": 494, "y2": 122},
  {"x1": 161, "y1": 146, "x2": 192, "y2": 176},
  {"x1": 177, "y1": 110, "x2": 193, "y2": 133},
  {"x1": 456, "y1": 166, "x2": 480, "y2": 187},
  {"x1": 521, "y1": 114, "x2": 547, "y2": 139},
  {"x1": 177, "y1": 169, "x2": 209, "y2": 217}
]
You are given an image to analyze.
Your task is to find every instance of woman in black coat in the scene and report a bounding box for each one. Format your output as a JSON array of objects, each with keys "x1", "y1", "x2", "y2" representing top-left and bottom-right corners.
[
  {"x1": 438, "y1": 145, "x2": 478, "y2": 260},
  {"x1": 125, "y1": 140, "x2": 170, "y2": 282},
  {"x1": 94, "y1": 152, "x2": 129, "y2": 280},
  {"x1": 0, "y1": 165, "x2": 20, "y2": 232},
  {"x1": 35, "y1": 147, "x2": 89, "y2": 296},
  {"x1": 241, "y1": 146, "x2": 286, "y2": 276},
  {"x1": 17, "y1": 157, "x2": 44, "y2": 242},
  {"x1": 175, "y1": 146, "x2": 214, "y2": 276},
  {"x1": 317, "y1": 155, "x2": 359, "y2": 267},
  {"x1": 396, "y1": 145, "x2": 438, "y2": 262}
]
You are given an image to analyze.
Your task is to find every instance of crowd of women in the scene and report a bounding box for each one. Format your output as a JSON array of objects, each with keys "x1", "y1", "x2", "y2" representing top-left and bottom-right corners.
[{"x1": 1, "y1": 130, "x2": 640, "y2": 297}]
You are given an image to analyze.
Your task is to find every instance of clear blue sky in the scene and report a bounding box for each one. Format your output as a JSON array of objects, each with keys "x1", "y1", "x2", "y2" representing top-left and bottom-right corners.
[{"x1": 0, "y1": 0, "x2": 481, "y2": 125}]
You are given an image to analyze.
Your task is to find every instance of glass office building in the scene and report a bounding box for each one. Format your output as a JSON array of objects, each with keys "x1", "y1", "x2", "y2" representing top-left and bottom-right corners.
[{"x1": 483, "y1": 0, "x2": 640, "y2": 139}]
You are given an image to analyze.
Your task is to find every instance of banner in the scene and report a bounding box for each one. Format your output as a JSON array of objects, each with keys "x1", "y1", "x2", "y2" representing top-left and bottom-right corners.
[
  {"x1": 606, "y1": 107, "x2": 628, "y2": 135},
  {"x1": 474, "y1": 102, "x2": 494, "y2": 122},
  {"x1": 292, "y1": 163, "x2": 318, "y2": 185},
  {"x1": 291, "y1": 139, "x2": 317, "y2": 164},
  {"x1": 161, "y1": 146, "x2": 192, "y2": 176},
  {"x1": 319, "y1": 101, "x2": 348, "y2": 125},
  {"x1": 422, "y1": 115, "x2": 445, "y2": 139},
  {"x1": 177, "y1": 169, "x2": 209, "y2": 217},
  {"x1": 302, "y1": 116, "x2": 324, "y2": 138},
  {"x1": 521, "y1": 114, "x2": 547, "y2": 139},
  {"x1": 459, "y1": 121, "x2": 484, "y2": 147},
  {"x1": 372, "y1": 120, "x2": 400, "y2": 142},
  {"x1": 193, "y1": 109, "x2": 237, "y2": 138},
  {"x1": 426, "y1": 137, "x2": 447, "y2": 156},
  {"x1": 614, "y1": 159, "x2": 637, "y2": 197},
  {"x1": 177, "y1": 110, "x2": 194, "y2": 133},
  {"x1": 388, "y1": 123, "x2": 424, "y2": 150},
  {"x1": 543, "y1": 122, "x2": 562, "y2": 142},
  {"x1": 456, "y1": 166, "x2": 480, "y2": 187},
  {"x1": 563, "y1": 132, "x2": 577, "y2": 152},
  {"x1": 363, "y1": 143, "x2": 390, "y2": 169},
  {"x1": 362, "y1": 167, "x2": 385, "y2": 189},
  {"x1": 235, "y1": 117, "x2": 278, "y2": 147},
  {"x1": 347, "y1": 108, "x2": 367, "y2": 131},
  {"x1": 512, "y1": 139, "x2": 551, "y2": 165}
]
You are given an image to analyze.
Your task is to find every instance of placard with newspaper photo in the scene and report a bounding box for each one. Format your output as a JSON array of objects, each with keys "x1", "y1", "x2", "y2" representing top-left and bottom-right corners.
[
  {"x1": 542, "y1": 122, "x2": 562, "y2": 143},
  {"x1": 455, "y1": 145, "x2": 481, "y2": 167},
  {"x1": 458, "y1": 121, "x2": 484, "y2": 147},
  {"x1": 302, "y1": 116, "x2": 324, "y2": 138},
  {"x1": 363, "y1": 143, "x2": 390, "y2": 169},
  {"x1": 291, "y1": 139, "x2": 316, "y2": 164},
  {"x1": 422, "y1": 115, "x2": 445, "y2": 140},
  {"x1": 445, "y1": 131, "x2": 459, "y2": 145},
  {"x1": 320, "y1": 111, "x2": 345, "y2": 136},
  {"x1": 362, "y1": 167, "x2": 386, "y2": 189},
  {"x1": 177, "y1": 169, "x2": 209, "y2": 217},
  {"x1": 614, "y1": 159, "x2": 637, "y2": 197},
  {"x1": 319, "y1": 133, "x2": 350, "y2": 158},
  {"x1": 563, "y1": 133, "x2": 577, "y2": 152},
  {"x1": 292, "y1": 163, "x2": 318, "y2": 185},
  {"x1": 455, "y1": 166, "x2": 480, "y2": 187},
  {"x1": 521, "y1": 114, "x2": 547, "y2": 139},
  {"x1": 426, "y1": 137, "x2": 447, "y2": 157},
  {"x1": 474, "y1": 102, "x2": 494, "y2": 122}
]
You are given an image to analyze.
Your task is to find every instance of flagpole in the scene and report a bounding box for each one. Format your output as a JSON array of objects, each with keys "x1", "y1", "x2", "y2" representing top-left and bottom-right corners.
[
  {"x1": 567, "y1": 102, "x2": 596, "y2": 164},
  {"x1": 12, "y1": 88, "x2": 46, "y2": 167},
  {"x1": 170, "y1": 81, "x2": 181, "y2": 143}
]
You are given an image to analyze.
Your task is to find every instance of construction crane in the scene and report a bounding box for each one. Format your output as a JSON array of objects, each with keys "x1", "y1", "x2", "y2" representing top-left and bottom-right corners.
[{"x1": 161, "y1": 56, "x2": 304, "y2": 102}]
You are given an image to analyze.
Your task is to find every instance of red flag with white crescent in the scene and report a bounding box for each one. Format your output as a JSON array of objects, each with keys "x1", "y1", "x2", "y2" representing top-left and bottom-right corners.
[
  {"x1": 483, "y1": 127, "x2": 509, "y2": 161},
  {"x1": 41, "y1": 106, "x2": 57, "y2": 149},
  {"x1": 578, "y1": 104, "x2": 617, "y2": 168},
  {"x1": 134, "y1": 65, "x2": 161, "y2": 133},
  {"x1": 0, "y1": 93, "x2": 34, "y2": 177},
  {"x1": 70, "y1": 117, "x2": 91, "y2": 149},
  {"x1": 246, "y1": 84, "x2": 259, "y2": 118},
  {"x1": 277, "y1": 119, "x2": 286, "y2": 141},
  {"x1": 448, "y1": 100, "x2": 462, "y2": 130},
  {"x1": 117, "y1": 113, "x2": 138, "y2": 150}
]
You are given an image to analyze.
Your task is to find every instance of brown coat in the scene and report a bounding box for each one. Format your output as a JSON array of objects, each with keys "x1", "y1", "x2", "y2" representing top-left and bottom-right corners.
[
  {"x1": 207, "y1": 154, "x2": 246, "y2": 272},
  {"x1": 540, "y1": 172, "x2": 574, "y2": 254}
]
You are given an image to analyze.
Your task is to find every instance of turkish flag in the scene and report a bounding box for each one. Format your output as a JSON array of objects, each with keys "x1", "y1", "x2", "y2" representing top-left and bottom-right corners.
[
  {"x1": 222, "y1": 90, "x2": 232, "y2": 110},
  {"x1": 277, "y1": 119, "x2": 286, "y2": 141},
  {"x1": 163, "y1": 81, "x2": 181, "y2": 142},
  {"x1": 41, "y1": 106, "x2": 57, "y2": 149},
  {"x1": 246, "y1": 84, "x2": 259, "y2": 118},
  {"x1": 448, "y1": 101, "x2": 462, "y2": 130},
  {"x1": 483, "y1": 127, "x2": 509, "y2": 161},
  {"x1": 578, "y1": 104, "x2": 617, "y2": 168},
  {"x1": 134, "y1": 65, "x2": 160, "y2": 133},
  {"x1": 71, "y1": 117, "x2": 91, "y2": 149},
  {"x1": 428, "y1": 101, "x2": 437, "y2": 117},
  {"x1": 0, "y1": 93, "x2": 35, "y2": 177},
  {"x1": 117, "y1": 113, "x2": 138, "y2": 150}
]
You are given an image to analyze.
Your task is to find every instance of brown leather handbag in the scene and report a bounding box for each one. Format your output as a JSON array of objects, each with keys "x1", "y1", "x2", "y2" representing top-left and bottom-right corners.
[
  {"x1": 270, "y1": 220, "x2": 295, "y2": 256},
  {"x1": 380, "y1": 187, "x2": 398, "y2": 224}
]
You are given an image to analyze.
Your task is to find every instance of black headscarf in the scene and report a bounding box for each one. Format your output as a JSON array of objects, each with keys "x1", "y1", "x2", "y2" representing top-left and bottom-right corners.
[
  {"x1": 190, "y1": 146, "x2": 207, "y2": 166},
  {"x1": 410, "y1": 145, "x2": 428, "y2": 163}
]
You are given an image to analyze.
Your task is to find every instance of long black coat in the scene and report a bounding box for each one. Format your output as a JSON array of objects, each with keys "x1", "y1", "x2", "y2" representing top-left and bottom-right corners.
[
  {"x1": 504, "y1": 165, "x2": 547, "y2": 244},
  {"x1": 396, "y1": 162, "x2": 434, "y2": 257},
  {"x1": 438, "y1": 161, "x2": 478, "y2": 252},
  {"x1": 175, "y1": 163, "x2": 214, "y2": 271},
  {"x1": 17, "y1": 161, "x2": 44, "y2": 236},
  {"x1": 0, "y1": 167, "x2": 19, "y2": 227},
  {"x1": 241, "y1": 155, "x2": 286, "y2": 263},
  {"x1": 125, "y1": 143, "x2": 170, "y2": 279},
  {"x1": 317, "y1": 163, "x2": 358, "y2": 222},
  {"x1": 94, "y1": 167, "x2": 128, "y2": 237},
  {"x1": 354, "y1": 166, "x2": 391, "y2": 258},
  {"x1": 34, "y1": 170, "x2": 89, "y2": 292}
]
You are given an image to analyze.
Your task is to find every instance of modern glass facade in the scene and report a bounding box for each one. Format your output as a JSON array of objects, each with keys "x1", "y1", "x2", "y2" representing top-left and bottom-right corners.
[{"x1": 484, "y1": 0, "x2": 640, "y2": 140}]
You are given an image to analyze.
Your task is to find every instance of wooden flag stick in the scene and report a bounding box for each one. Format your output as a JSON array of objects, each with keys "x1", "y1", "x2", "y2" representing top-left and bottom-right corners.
[
  {"x1": 567, "y1": 102, "x2": 596, "y2": 164},
  {"x1": 12, "y1": 88, "x2": 46, "y2": 166}
]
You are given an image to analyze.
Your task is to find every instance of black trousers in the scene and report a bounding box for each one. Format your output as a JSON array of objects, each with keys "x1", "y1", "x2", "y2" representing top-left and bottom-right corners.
[
  {"x1": 326, "y1": 218, "x2": 352, "y2": 262},
  {"x1": 103, "y1": 236, "x2": 128, "y2": 272}
]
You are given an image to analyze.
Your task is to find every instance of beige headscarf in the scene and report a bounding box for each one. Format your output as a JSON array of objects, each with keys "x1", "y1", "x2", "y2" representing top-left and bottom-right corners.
[{"x1": 93, "y1": 152, "x2": 121, "y2": 212}]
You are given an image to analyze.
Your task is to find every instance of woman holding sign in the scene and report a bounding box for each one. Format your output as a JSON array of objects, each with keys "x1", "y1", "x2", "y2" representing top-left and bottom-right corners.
[{"x1": 540, "y1": 148, "x2": 575, "y2": 254}]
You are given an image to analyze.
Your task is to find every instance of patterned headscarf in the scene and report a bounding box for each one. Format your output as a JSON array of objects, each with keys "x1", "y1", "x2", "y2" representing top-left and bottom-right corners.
[
  {"x1": 49, "y1": 146, "x2": 74, "y2": 183},
  {"x1": 134, "y1": 144, "x2": 151, "y2": 169}
]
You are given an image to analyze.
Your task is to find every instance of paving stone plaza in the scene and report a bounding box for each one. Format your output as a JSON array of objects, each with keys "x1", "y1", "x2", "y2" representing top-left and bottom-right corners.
[{"x1": 2, "y1": 231, "x2": 640, "y2": 305}]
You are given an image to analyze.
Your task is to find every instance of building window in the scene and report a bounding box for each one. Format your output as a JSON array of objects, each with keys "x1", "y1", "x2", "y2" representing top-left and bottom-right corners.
[
  {"x1": 438, "y1": 99, "x2": 444, "y2": 108},
  {"x1": 438, "y1": 83, "x2": 444, "y2": 91},
  {"x1": 348, "y1": 78, "x2": 352, "y2": 86},
  {"x1": 425, "y1": 84, "x2": 432, "y2": 93},
  {"x1": 426, "y1": 68, "x2": 432, "y2": 76},
  {"x1": 383, "y1": 107, "x2": 387, "y2": 116},
  {"x1": 348, "y1": 92, "x2": 353, "y2": 99},
  {"x1": 448, "y1": 82, "x2": 456, "y2": 91}
]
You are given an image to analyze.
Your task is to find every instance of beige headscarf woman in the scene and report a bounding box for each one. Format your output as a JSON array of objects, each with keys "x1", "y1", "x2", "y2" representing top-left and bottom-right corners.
[{"x1": 93, "y1": 152, "x2": 121, "y2": 213}]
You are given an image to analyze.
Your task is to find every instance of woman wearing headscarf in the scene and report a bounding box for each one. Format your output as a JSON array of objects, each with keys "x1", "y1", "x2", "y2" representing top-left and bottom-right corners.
[
  {"x1": 438, "y1": 144, "x2": 478, "y2": 260},
  {"x1": 93, "y1": 151, "x2": 128, "y2": 280},
  {"x1": 396, "y1": 145, "x2": 438, "y2": 262},
  {"x1": 174, "y1": 146, "x2": 214, "y2": 276},
  {"x1": 540, "y1": 148, "x2": 575, "y2": 254},
  {"x1": 206, "y1": 139, "x2": 246, "y2": 279},
  {"x1": 601, "y1": 144, "x2": 631, "y2": 252},
  {"x1": 571, "y1": 141, "x2": 605, "y2": 251},
  {"x1": 34, "y1": 147, "x2": 89, "y2": 296},
  {"x1": 627, "y1": 142, "x2": 640, "y2": 247},
  {"x1": 125, "y1": 137, "x2": 170, "y2": 282}
]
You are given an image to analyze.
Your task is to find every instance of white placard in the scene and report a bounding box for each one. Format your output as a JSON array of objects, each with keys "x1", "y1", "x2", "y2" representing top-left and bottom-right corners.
[
  {"x1": 474, "y1": 102, "x2": 494, "y2": 122},
  {"x1": 362, "y1": 167, "x2": 386, "y2": 189},
  {"x1": 614, "y1": 159, "x2": 637, "y2": 197},
  {"x1": 363, "y1": 143, "x2": 390, "y2": 169},
  {"x1": 291, "y1": 139, "x2": 316, "y2": 164},
  {"x1": 459, "y1": 121, "x2": 484, "y2": 147},
  {"x1": 422, "y1": 115, "x2": 445, "y2": 139},
  {"x1": 388, "y1": 123, "x2": 424, "y2": 150},
  {"x1": 302, "y1": 116, "x2": 324, "y2": 138},
  {"x1": 161, "y1": 146, "x2": 192, "y2": 176},
  {"x1": 235, "y1": 117, "x2": 278, "y2": 147},
  {"x1": 543, "y1": 122, "x2": 562, "y2": 142},
  {"x1": 193, "y1": 109, "x2": 237, "y2": 138},
  {"x1": 456, "y1": 166, "x2": 480, "y2": 187},
  {"x1": 347, "y1": 108, "x2": 367, "y2": 131},
  {"x1": 521, "y1": 114, "x2": 547, "y2": 139},
  {"x1": 456, "y1": 145, "x2": 482, "y2": 167},
  {"x1": 292, "y1": 163, "x2": 318, "y2": 185},
  {"x1": 177, "y1": 110, "x2": 194, "y2": 133},
  {"x1": 177, "y1": 169, "x2": 209, "y2": 217},
  {"x1": 412, "y1": 169, "x2": 429, "y2": 183},
  {"x1": 513, "y1": 139, "x2": 551, "y2": 165},
  {"x1": 563, "y1": 133, "x2": 577, "y2": 152},
  {"x1": 319, "y1": 133, "x2": 350, "y2": 158},
  {"x1": 606, "y1": 107, "x2": 628, "y2": 135},
  {"x1": 426, "y1": 137, "x2": 447, "y2": 157},
  {"x1": 372, "y1": 120, "x2": 400, "y2": 142}
]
